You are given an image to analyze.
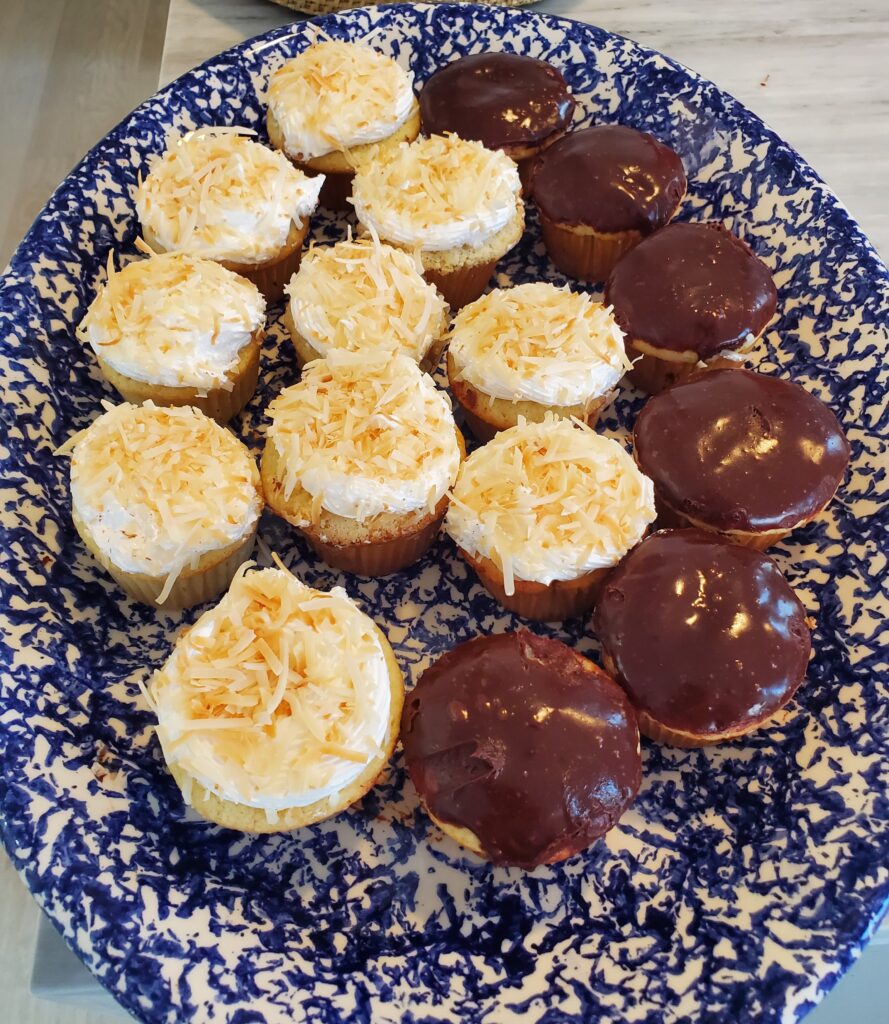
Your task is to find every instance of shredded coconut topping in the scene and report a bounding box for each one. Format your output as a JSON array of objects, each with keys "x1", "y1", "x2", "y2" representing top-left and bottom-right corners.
[
  {"x1": 265, "y1": 352, "x2": 460, "y2": 521},
  {"x1": 351, "y1": 133, "x2": 521, "y2": 252},
  {"x1": 266, "y1": 40, "x2": 416, "y2": 161},
  {"x1": 445, "y1": 415, "x2": 656, "y2": 593},
  {"x1": 134, "y1": 127, "x2": 323, "y2": 264},
  {"x1": 150, "y1": 565, "x2": 392, "y2": 816},
  {"x1": 449, "y1": 283, "x2": 632, "y2": 407},
  {"x1": 286, "y1": 233, "x2": 448, "y2": 362},
  {"x1": 78, "y1": 251, "x2": 265, "y2": 390},
  {"x1": 61, "y1": 402, "x2": 261, "y2": 596}
]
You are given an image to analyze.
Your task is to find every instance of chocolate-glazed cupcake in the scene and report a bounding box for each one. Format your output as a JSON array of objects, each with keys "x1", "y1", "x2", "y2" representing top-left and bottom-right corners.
[
  {"x1": 606, "y1": 221, "x2": 778, "y2": 393},
  {"x1": 594, "y1": 530, "x2": 812, "y2": 746},
  {"x1": 419, "y1": 53, "x2": 575, "y2": 188},
  {"x1": 401, "y1": 631, "x2": 641, "y2": 868},
  {"x1": 529, "y1": 124, "x2": 686, "y2": 283},
  {"x1": 632, "y1": 369, "x2": 850, "y2": 550}
]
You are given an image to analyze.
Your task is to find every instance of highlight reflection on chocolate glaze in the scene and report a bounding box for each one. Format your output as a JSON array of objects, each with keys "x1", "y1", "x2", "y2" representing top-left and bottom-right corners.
[
  {"x1": 633, "y1": 369, "x2": 851, "y2": 532},
  {"x1": 419, "y1": 52, "x2": 575, "y2": 150},
  {"x1": 594, "y1": 530, "x2": 812, "y2": 738},
  {"x1": 401, "y1": 630, "x2": 641, "y2": 868},
  {"x1": 529, "y1": 124, "x2": 686, "y2": 233},
  {"x1": 605, "y1": 221, "x2": 777, "y2": 357}
]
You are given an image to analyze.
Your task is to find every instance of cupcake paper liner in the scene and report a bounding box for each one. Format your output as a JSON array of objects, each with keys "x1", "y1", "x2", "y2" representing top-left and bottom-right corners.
[
  {"x1": 654, "y1": 498, "x2": 804, "y2": 552},
  {"x1": 461, "y1": 548, "x2": 609, "y2": 622},
  {"x1": 301, "y1": 510, "x2": 446, "y2": 576},
  {"x1": 539, "y1": 217, "x2": 642, "y2": 282},
  {"x1": 74, "y1": 508, "x2": 258, "y2": 610},
  {"x1": 423, "y1": 258, "x2": 499, "y2": 311},
  {"x1": 235, "y1": 235, "x2": 307, "y2": 303},
  {"x1": 626, "y1": 343, "x2": 701, "y2": 394},
  {"x1": 95, "y1": 333, "x2": 261, "y2": 424},
  {"x1": 312, "y1": 169, "x2": 355, "y2": 212},
  {"x1": 453, "y1": 387, "x2": 609, "y2": 442}
]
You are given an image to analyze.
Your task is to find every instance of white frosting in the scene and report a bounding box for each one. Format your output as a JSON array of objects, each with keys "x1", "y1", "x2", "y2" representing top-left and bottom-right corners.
[
  {"x1": 286, "y1": 234, "x2": 448, "y2": 361},
  {"x1": 134, "y1": 127, "x2": 323, "y2": 265},
  {"x1": 151, "y1": 567, "x2": 391, "y2": 814},
  {"x1": 445, "y1": 415, "x2": 656, "y2": 593},
  {"x1": 449, "y1": 283, "x2": 631, "y2": 407},
  {"x1": 78, "y1": 252, "x2": 265, "y2": 390},
  {"x1": 351, "y1": 134, "x2": 521, "y2": 252},
  {"x1": 266, "y1": 40, "x2": 416, "y2": 161},
  {"x1": 67, "y1": 403, "x2": 261, "y2": 577},
  {"x1": 265, "y1": 352, "x2": 460, "y2": 522}
]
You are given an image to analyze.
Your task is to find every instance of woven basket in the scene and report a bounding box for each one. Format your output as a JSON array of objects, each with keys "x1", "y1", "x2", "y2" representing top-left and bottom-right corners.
[{"x1": 273, "y1": 0, "x2": 537, "y2": 14}]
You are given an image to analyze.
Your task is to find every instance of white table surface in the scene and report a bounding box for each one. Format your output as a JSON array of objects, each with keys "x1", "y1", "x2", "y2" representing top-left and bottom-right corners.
[{"x1": 20, "y1": 0, "x2": 889, "y2": 1020}]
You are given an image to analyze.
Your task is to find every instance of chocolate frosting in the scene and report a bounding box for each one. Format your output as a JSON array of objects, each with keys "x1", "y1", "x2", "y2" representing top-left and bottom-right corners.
[
  {"x1": 529, "y1": 124, "x2": 686, "y2": 233},
  {"x1": 401, "y1": 630, "x2": 641, "y2": 868},
  {"x1": 419, "y1": 53, "x2": 575, "y2": 150},
  {"x1": 605, "y1": 221, "x2": 778, "y2": 357},
  {"x1": 633, "y1": 369, "x2": 850, "y2": 532},
  {"x1": 594, "y1": 530, "x2": 812, "y2": 736}
]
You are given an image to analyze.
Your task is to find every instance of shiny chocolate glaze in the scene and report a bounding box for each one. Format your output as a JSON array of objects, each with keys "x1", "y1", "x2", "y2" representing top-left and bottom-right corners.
[
  {"x1": 419, "y1": 53, "x2": 575, "y2": 150},
  {"x1": 605, "y1": 221, "x2": 778, "y2": 357},
  {"x1": 633, "y1": 369, "x2": 851, "y2": 532},
  {"x1": 529, "y1": 124, "x2": 686, "y2": 233},
  {"x1": 594, "y1": 530, "x2": 811, "y2": 737},
  {"x1": 401, "y1": 630, "x2": 641, "y2": 868}
]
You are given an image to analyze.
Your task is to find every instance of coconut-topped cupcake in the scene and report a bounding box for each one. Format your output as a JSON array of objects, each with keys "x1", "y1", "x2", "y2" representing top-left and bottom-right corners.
[
  {"x1": 134, "y1": 127, "x2": 323, "y2": 300},
  {"x1": 262, "y1": 352, "x2": 463, "y2": 575},
  {"x1": 61, "y1": 402, "x2": 262, "y2": 608},
  {"x1": 150, "y1": 565, "x2": 404, "y2": 832},
  {"x1": 445, "y1": 415, "x2": 655, "y2": 620},
  {"x1": 266, "y1": 40, "x2": 419, "y2": 209},
  {"x1": 351, "y1": 133, "x2": 524, "y2": 309},
  {"x1": 285, "y1": 234, "x2": 449, "y2": 370},
  {"x1": 447, "y1": 282, "x2": 631, "y2": 439},
  {"x1": 78, "y1": 250, "x2": 265, "y2": 422}
]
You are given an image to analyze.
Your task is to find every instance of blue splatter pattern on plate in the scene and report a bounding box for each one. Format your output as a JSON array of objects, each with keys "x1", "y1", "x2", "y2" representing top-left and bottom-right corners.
[{"x1": 0, "y1": 4, "x2": 887, "y2": 1023}]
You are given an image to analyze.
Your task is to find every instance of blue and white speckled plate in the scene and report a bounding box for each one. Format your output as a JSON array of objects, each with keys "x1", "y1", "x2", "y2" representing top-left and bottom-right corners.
[{"x1": 1, "y1": 4, "x2": 887, "y2": 1022}]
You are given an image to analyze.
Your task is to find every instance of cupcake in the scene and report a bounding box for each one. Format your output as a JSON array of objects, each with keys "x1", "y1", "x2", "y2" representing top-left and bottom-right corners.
[
  {"x1": 606, "y1": 221, "x2": 778, "y2": 393},
  {"x1": 59, "y1": 402, "x2": 262, "y2": 608},
  {"x1": 266, "y1": 39, "x2": 420, "y2": 210},
  {"x1": 77, "y1": 249, "x2": 265, "y2": 423},
  {"x1": 529, "y1": 125, "x2": 686, "y2": 283},
  {"x1": 594, "y1": 530, "x2": 812, "y2": 746},
  {"x1": 418, "y1": 52, "x2": 575, "y2": 188},
  {"x1": 446, "y1": 282, "x2": 631, "y2": 441},
  {"x1": 149, "y1": 564, "x2": 404, "y2": 832},
  {"x1": 261, "y1": 352, "x2": 463, "y2": 575},
  {"x1": 445, "y1": 414, "x2": 656, "y2": 621},
  {"x1": 134, "y1": 127, "x2": 323, "y2": 301},
  {"x1": 401, "y1": 630, "x2": 641, "y2": 868},
  {"x1": 632, "y1": 369, "x2": 850, "y2": 550},
  {"x1": 351, "y1": 133, "x2": 524, "y2": 310},
  {"x1": 284, "y1": 233, "x2": 449, "y2": 372}
]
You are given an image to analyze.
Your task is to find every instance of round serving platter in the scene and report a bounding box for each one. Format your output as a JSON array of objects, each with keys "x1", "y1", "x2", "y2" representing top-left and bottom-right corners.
[{"x1": 1, "y1": 4, "x2": 887, "y2": 1022}]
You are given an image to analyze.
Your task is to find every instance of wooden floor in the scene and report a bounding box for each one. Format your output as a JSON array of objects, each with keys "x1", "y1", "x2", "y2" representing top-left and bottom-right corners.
[{"x1": 0, "y1": 0, "x2": 170, "y2": 268}]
